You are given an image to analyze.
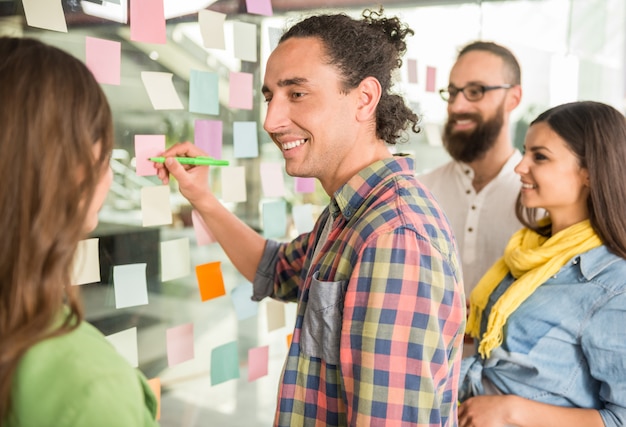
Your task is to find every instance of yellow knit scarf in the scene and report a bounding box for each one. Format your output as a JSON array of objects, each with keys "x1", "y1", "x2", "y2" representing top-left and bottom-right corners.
[{"x1": 466, "y1": 219, "x2": 602, "y2": 359}]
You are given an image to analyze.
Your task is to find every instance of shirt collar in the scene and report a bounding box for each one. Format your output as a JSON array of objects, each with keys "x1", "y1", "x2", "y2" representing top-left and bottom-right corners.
[
  {"x1": 579, "y1": 245, "x2": 622, "y2": 280},
  {"x1": 331, "y1": 154, "x2": 414, "y2": 221}
]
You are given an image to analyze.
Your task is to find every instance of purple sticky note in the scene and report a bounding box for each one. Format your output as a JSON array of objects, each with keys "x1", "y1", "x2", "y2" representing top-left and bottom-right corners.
[
  {"x1": 130, "y1": 0, "x2": 166, "y2": 44},
  {"x1": 295, "y1": 177, "x2": 315, "y2": 193},
  {"x1": 245, "y1": 0, "x2": 273, "y2": 16},
  {"x1": 86, "y1": 37, "x2": 121, "y2": 85},
  {"x1": 194, "y1": 120, "x2": 223, "y2": 158}
]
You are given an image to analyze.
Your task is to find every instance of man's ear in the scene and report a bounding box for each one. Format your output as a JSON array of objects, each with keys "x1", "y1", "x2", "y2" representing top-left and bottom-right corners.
[
  {"x1": 506, "y1": 84, "x2": 522, "y2": 112},
  {"x1": 355, "y1": 76, "x2": 382, "y2": 122}
]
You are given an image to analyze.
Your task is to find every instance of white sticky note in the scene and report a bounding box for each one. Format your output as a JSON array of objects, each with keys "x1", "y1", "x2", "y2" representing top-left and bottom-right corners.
[
  {"x1": 233, "y1": 21, "x2": 257, "y2": 62},
  {"x1": 160, "y1": 238, "x2": 190, "y2": 281},
  {"x1": 221, "y1": 166, "x2": 246, "y2": 203},
  {"x1": 113, "y1": 264, "x2": 149, "y2": 309},
  {"x1": 292, "y1": 204, "x2": 315, "y2": 235},
  {"x1": 23, "y1": 0, "x2": 67, "y2": 32},
  {"x1": 141, "y1": 185, "x2": 172, "y2": 227},
  {"x1": 266, "y1": 299, "x2": 286, "y2": 332},
  {"x1": 260, "y1": 162, "x2": 285, "y2": 198},
  {"x1": 141, "y1": 72, "x2": 184, "y2": 110},
  {"x1": 106, "y1": 327, "x2": 138, "y2": 367},
  {"x1": 199, "y1": 10, "x2": 225, "y2": 50},
  {"x1": 72, "y1": 238, "x2": 101, "y2": 286}
]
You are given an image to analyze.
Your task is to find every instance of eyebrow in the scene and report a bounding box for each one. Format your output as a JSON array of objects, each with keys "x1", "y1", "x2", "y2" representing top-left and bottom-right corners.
[{"x1": 261, "y1": 77, "x2": 309, "y2": 95}]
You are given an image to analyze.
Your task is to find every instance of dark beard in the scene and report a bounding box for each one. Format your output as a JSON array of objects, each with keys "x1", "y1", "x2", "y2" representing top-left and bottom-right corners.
[{"x1": 443, "y1": 103, "x2": 505, "y2": 163}]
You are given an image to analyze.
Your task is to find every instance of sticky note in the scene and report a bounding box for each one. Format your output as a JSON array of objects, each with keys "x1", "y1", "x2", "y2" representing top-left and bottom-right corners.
[
  {"x1": 426, "y1": 66, "x2": 437, "y2": 93},
  {"x1": 194, "y1": 120, "x2": 223, "y2": 159},
  {"x1": 195, "y1": 261, "x2": 226, "y2": 301},
  {"x1": 134, "y1": 134, "x2": 165, "y2": 176},
  {"x1": 189, "y1": 70, "x2": 219, "y2": 115},
  {"x1": 191, "y1": 209, "x2": 216, "y2": 246},
  {"x1": 286, "y1": 333, "x2": 293, "y2": 348},
  {"x1": 130, "y1": 0, "x2": 166, "y2": 44},
  {"x1": 166, "y1": 323, "x2": 194, "y2": 366},
  {"x1": 262, "y1": 200, "x2": 287, "y2": 238},
  {"x1": 248, "y1": 345, "x2": 269, "y2": 382},
  {"x1": 229, "y1": 72, "x2": 253, "y2": 110},
  {"x1": 141, "y1": 72, "x2": 184, "y2": 110},
  {"x1": 246, "y1": 0, "x2": 273, "y2": 16},
  {"x1": 295, "y1": 177, "x2": 315, "y2": 193},
  {"x1": 113, "y1": 263, "x2": 149, "y2": 309},
  {"x1": 407, "y1": 59, "x2": 418, "y2": 84},
  {"x1": 233, "y1": 121, "x2": 259, "y2": 159},
  {"x1": 160, "y1": 238, "x2": 190, "y2": 281},
  {"x1": 141, "y1": 185, "x2": 172, "y2": 227},
  {"x1": 147, "y1": 378, "x2": 161, "y2": 420},
  {"x1": 292, "y1": 204, "x2": 315, "y2": 235},
  {"x1": 211, "y1": 342, "x2": 240, "y2": 386},
  {"x1": 260, "y1": 162, "x2": 285, "y2": 198},
  {"x1": 231, "y1": 283, "x2": 258, "y2": 321},
  {"x1": 233, "y1": 21, "x2": 257, "y2": 62},
  {"x1": 22, "y1": 0, "x2": 67, "y2": 32},
  {"x1": 266, "y1": 299, "x2": 286, "y2": 332},
  {"x1": 268, "y1": 27, "x2": 282, "y2": 52},
  {"x1": 221, "y1": 166, "x2": 247, "y2": 203},
  {"x1": 199, "y1": 10, "x2": 226, "y2": 50},
  {"x1": 106, "y1": 327, "x2": 138, "y2": 367},
  {"x1": 72, "y1": 238, "x2": 100, "y2": 286},
  {"x1": 86, "y1": 37, "x2": 121, "y2": 85}
]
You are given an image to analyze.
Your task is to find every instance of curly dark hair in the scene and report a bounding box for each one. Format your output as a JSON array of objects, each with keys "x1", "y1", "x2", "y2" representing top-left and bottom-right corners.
[{"x1": 280, "y1": 7, "x2": 420, "y2": 145}]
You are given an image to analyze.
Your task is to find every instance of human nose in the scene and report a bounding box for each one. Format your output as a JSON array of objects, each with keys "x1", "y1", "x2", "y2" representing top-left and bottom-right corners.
[
  {"x1": 447, "y1": 90, "x2": 472, "y2": 113},
  {"x1": 514, "y1": 157, "x2": 528, "y2": 176},
  {"x1": 263, "y1": 98, "x2": 290, "y2": 134}
]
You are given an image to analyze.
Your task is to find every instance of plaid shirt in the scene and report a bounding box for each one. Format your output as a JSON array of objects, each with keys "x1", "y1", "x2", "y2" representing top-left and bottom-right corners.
[{"x1": 253, "y1": 156, "x2": 466, "y2": 426}]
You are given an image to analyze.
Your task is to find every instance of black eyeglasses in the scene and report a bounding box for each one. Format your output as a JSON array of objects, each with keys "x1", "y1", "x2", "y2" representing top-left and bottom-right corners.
[{"x1": 439, "y1": 83, "x2": 513, "y2": 102}]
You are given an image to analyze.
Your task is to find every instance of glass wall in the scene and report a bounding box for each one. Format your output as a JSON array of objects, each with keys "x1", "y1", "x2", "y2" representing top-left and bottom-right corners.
[{"x1": 1, "y1": 0, "x2": 624, "y2": 425}]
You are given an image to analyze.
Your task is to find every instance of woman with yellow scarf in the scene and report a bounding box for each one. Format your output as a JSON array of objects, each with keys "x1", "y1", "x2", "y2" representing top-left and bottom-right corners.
[{"x1": 458, "y1": 101, "x2": 626, "y2": 427}]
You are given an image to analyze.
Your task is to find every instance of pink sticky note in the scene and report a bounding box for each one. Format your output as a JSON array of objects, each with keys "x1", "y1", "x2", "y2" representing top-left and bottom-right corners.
[
  {"x1": 130, "y1": 0, "x2": 166, "y2": 44},
  {"x1": 135, "y1": 135, "x2": 165, "y2": 176},
  {"x1": 194, "y1": 120, "x2": 223, "y2": 158},
  {"x1": 191, "y1": 209, "x2": 216, "y2": 246},
  {"x1": 166, "y1": 323, "x2": 194, "y2": 367},
  {"x1": 248, "y1": 345, "x2": 269, "y2": 382},
  {"x1": 295, "y1": 177, "x2": 315, "y2": 193},
  {"x1": 245, "y1": 0, "x2": 273, "y2": 16},
  {"x1": 86, "y1": 37, "x2": 121, "y2": 85},
  {"x1": 229, "y1": 72, "x2": 253, "y2": 110},
  {"x1": 426, "y1": 66, "x2": 437, "y2": 93}
]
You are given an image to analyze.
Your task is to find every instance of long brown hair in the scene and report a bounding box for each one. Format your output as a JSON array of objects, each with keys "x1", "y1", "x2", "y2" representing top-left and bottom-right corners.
[
  {"x1": 516, "y1": 101, "x2": 626, "y2": 259},
  {"x1": 0, "y1": 37, "x2": 113, "y2": 420}
]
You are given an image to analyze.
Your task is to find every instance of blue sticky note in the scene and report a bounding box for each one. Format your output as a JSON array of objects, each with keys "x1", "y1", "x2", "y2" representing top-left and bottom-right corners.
[
  {"x1": 190, "y1": 70, "x2": 219, "y2": 115},
  {"x1": 211, "y1": 342, "x2": 240, "y2": 386},
  {"x1": 231, "y1": 283, "x2": 258, "y2": 321},
  {"x1": 233, "y1": 121, "x2": 259, "y2": 158},
  {"x1": 113, "y1": 263, "x2": 149, "y2": 308},
  {"x1": 262, "y1": 200, "x2": 287, "y2": 238}
]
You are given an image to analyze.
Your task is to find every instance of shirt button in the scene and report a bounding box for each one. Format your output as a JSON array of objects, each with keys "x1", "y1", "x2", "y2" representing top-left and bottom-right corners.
[
  {"x1": 573, "y1": 258, "x2": 579, "y2": 264},
  {"x1": 471, "y1": 205, "x2": 476, "y2": 210},
  {"x1": 466, "y1": 189, "x2": 471, "y2": 194},
  {"x1": 552, "y1": 275, "x2": 558, "y2": 279},
  {"x1": 465, "y1": 170, "x2": 471, "y2": 175},
  {"x1": 468, "y1": 227, "x2": 473, "y2": 232}
]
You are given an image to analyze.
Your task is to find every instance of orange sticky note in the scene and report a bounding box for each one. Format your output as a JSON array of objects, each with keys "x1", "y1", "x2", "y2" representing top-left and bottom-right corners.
[
  {"x1": 195, "y1": 261, "x2": 226, "y2": 301},
  {"x1": 286, "y1": 333, "x2": 293, "y2": 348},
  {"x1": 147, "y1": 378, "x2": 161, "y2": 420}
]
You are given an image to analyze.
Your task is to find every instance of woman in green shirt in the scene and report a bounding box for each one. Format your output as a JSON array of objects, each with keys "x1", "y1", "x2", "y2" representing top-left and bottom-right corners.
[{"x1": 0, "y1": 37, "x2": 159, "y2": 427}]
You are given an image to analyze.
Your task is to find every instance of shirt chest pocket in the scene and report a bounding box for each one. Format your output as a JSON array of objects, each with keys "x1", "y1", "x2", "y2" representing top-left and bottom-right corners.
[{"x1": 300, "y1": 271, "x2": 347, "y2": 365}]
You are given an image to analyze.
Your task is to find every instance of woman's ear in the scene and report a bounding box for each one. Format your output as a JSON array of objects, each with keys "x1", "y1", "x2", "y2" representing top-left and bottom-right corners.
[{"x1": 355, "y1": 76, "x2": 382, "y2": 123}]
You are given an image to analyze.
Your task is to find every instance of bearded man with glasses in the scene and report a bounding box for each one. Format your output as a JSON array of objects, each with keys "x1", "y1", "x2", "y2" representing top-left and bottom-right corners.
[{"x1": 419, "y1": 41, "x2": 524, "y2": 355}]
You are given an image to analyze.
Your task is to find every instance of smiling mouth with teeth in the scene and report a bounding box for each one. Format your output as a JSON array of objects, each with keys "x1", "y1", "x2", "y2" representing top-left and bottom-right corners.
[
  {"x1": 282, "y1": 138, "x2": 307, "y2": 151},
  {"x1": 521, "y1": 183, "x2": 537, "y2": 189}
]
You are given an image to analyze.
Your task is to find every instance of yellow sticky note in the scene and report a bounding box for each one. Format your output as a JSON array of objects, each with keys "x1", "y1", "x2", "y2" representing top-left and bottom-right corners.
[{"x1": 195, "y1": 261, "x2": 225, "y2": 301}]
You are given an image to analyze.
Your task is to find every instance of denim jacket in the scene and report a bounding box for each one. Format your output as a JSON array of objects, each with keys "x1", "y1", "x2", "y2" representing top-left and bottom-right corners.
[{"x1": 459, "y1": 245, "x2": 626, "y2": 427}]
